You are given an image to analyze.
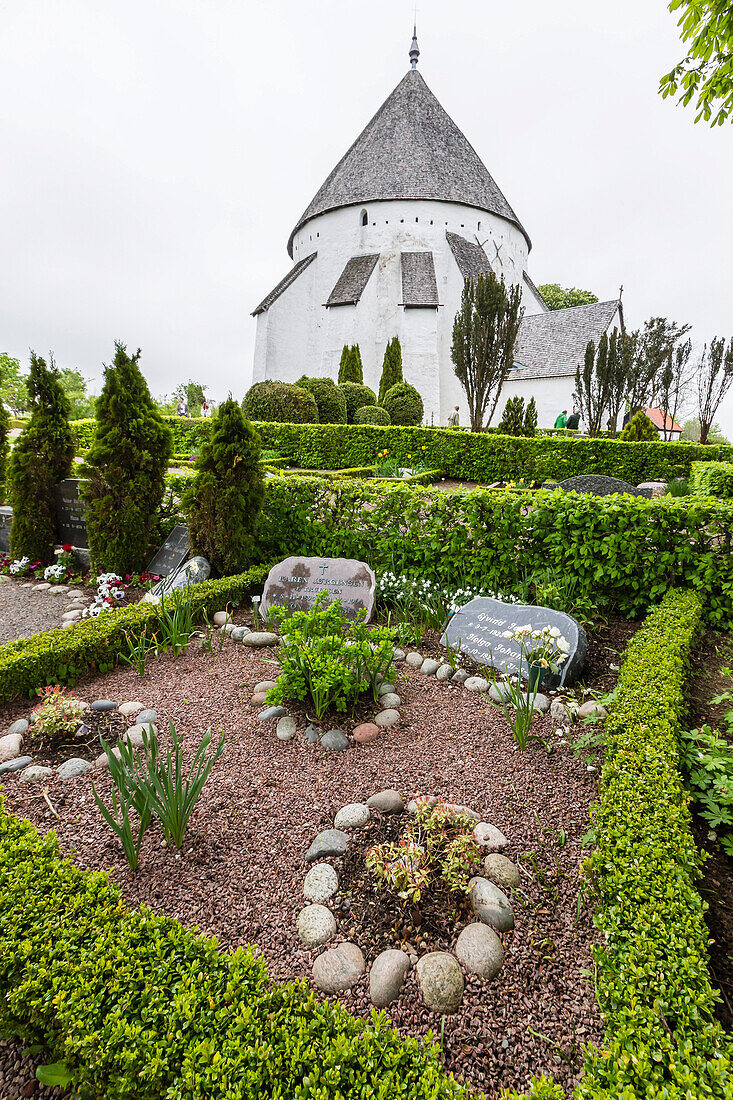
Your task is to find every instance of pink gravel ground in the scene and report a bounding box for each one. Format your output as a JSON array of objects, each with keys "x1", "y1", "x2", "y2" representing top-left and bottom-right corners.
[{"x1": 0, "y1": 640, "x2": 604, "y2": 1098}]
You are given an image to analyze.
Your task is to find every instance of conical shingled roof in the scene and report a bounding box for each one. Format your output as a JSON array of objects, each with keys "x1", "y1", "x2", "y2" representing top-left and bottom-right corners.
[{"x1": 287, "y1": 69, "x2": 529, "y2": 257}]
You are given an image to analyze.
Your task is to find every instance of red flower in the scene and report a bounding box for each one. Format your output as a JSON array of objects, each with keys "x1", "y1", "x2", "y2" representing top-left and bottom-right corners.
[{"x1": 62, "y1": 544, "x2": 73, "y2": 553}]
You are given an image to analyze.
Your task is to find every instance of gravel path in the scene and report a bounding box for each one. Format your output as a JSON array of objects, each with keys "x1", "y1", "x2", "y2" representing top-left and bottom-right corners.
[
  {"x1": 0, "y1": 579, "x2": 67, "y2": 643},
  {"x1": 0, "y1": 642, "x2": 603, "y2": 1098}
]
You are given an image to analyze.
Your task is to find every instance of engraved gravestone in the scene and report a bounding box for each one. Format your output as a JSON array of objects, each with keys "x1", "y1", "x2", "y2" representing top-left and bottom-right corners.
[
  {"x1": 558, "y1": 474, "x2": 646, "y2": 497},
  {"x1": 55, "y1": 479, "x2": 89, "y2": 548},
  {"x1": 145, "y1": 525, "x2": 191, "y2": 577},
  {"x1": 441, "y1": 596, "x2": 586, "y2": 687},
  {"x1": 0, "y1": 506, "x2": 12, "y2": 553},
  {"x1": 260, "y1": 556, "x2": 376, "y2": 620}
]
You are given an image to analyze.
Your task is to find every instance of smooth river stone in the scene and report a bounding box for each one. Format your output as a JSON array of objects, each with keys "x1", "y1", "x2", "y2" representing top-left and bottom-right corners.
[
  {"x1": 436, "y1": 663, "x2": 454, "y2": 681},
  {"x1": 0, "y1": 756, "x2": 33, "y2": 775},
  {"x1": 0, "y1": 733, "x2": 23, "y2": 764},
  {"x1": 375, "y1": 709, "x2": 400, "y2": 728},
  {"x1": 6, "y1": 719, "x2": 29, "y2": 738},
  {"x1": 455, "y1": 922, "x2": 505, "y2": 979},
  {"x1": 312, "y1": 942, "x2": 365, "y2": 993},
  {"x1": 415, "y1": 952, "x2": 464, "y2": 1013},
  {"x1": 254, "y1": 680, "x2": 277, "y2": 694},
  {"x1": 258, "y1": 706, "x2": 286, "y2": 722},
  {"x1": 296, "y1": 904, "x2": 336, "y2": 947},
  {"x1": 366, "y1": 789, "x2": 404, "y2": 813},
  {"x1": 378, "y1": 692, "x2": 401, "y2": 709},
  {"x1": 305, "y1": 829, "x2": 349, "y2": 863},
  {"x1": 276, "y1": 716, "x2": 297, "y2": 741},
  {"x1": 353, "y1": 723, "x2": 379, "y2": 745},
  {"x1": 118, "y1": 701, "x2": 145, "y2": 718},
  {"x1": 465, "y1": 676, "x2": 489, "y2": 692},
  {"x1": 320, "y1": 729, "x2": 349, "y2": 751},
  {"x1": 420, "y1": 658, "x2": 441, "y2": 676},
  {"x1": 469, "y1": 876, "x2": 515, "y2": 932},
  {"x1": 136, "y1": 709, "x2": 158, "y2": 725},
  {"x1": 20, "y1": 765, "x2": 53, "y2": 782},
  {"x1": 483, "y1": 853, "x2": 521, "y2": 890},
  {"x1": 473, "y1": 822, "x2": 509, "y2": 850},
  {"x1": 405, "y1": 652, "x2": 424, "y2": 668},
  {"x1": 369, "y1": 949, "x2": 411, "y2": 1008},
  {"x1": 56, "y1": 757, "x2": 93, "y2": 780},
  {"x1": 242, "y1": 632, "x2": 279, "y2": 648},
  {"x1": 334, "y1": 803, "x2": 370, "y2": 830},
  {"x1": 303, "y1": 863, "x2": 339, "y2": 903}
]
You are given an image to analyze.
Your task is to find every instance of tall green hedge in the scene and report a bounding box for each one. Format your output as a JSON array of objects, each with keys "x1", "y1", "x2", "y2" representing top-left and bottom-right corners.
[
  {"x1": 577, "y1": 589, "x2": 733, "y2": 1098},
  {"x1": 72, "y1": 420, "x2": 733, "y2": 483},
  {"x1": 689, "y1": 460, "x2": 733, "y2": 499}
]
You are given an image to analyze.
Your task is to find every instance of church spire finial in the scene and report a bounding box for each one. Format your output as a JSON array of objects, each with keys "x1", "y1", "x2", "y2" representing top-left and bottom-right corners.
[{"x1": 409, "y1": 20, "x2": 420, "y2": 69}]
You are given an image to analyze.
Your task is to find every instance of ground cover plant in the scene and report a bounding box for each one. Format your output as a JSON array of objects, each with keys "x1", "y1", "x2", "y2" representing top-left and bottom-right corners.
[{"x1": 265, "y1": 595, "x2": 395, "y2": 718}]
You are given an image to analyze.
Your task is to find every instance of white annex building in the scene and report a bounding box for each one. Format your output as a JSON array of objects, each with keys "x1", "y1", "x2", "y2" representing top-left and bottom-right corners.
[{"x1": 252, "y1": 33, "x2": 623, "y2": 428}]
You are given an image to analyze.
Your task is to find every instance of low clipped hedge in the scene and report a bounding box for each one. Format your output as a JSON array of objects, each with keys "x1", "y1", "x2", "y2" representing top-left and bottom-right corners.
[
  {"x1": 0, "y1": 565, "x2": 270, "y2": 700},
  {"x1": 0, "y1": 801, "x2": 494, "y2": 1100},
  {"x1": 578, "y1": 589, "x2": 733, "y2": 1097},
  {"x1": 71, "y1": 419, "x2": 733, "y2": 483},
  {"x1": 355, "y1": 404, "x2": 390, "y2": 426},
  {"x1": 689, "y1": 460, "x2": 733, "y2": 499}
]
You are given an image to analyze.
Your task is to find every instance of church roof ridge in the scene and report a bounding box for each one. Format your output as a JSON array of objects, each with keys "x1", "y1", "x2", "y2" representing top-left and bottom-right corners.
[{"x1": 287, "y1": 68, "x2": 529, "y2": 257}]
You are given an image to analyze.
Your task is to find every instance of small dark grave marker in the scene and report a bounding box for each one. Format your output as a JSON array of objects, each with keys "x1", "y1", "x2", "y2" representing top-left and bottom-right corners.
[
  {"x1": 55, "y1": 479, "x2": 89, "y2": 548},
  {"x1": 145, "y1": 525, "x2": 191, "y2": 577},
  {"x1": 261, "y1": 556, "x2": 376, "y2": 620},
  {"x1": 0, "y1": 506, "x2": 12, "y2": 553},
  {"x1": 440, "y1": 596, "x2": 586, "y2": 687},
  {"x1": 558, "y1": 474, "x2": 646, "y2": 497}
]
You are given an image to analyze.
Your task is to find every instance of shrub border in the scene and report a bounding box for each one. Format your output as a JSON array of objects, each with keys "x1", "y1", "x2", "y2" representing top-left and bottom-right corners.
[
  {"x1": 689, "y1": 460, "x2": 733, "y2": 499},
  {"x1": 577, "y1": 589, "x2": 732, "y2": 1097},
  {"x1": 0, "y1": 565, "x2": 270, "y2": 701}
]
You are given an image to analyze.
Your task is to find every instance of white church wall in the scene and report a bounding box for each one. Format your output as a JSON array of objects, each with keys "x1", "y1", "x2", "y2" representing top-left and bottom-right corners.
[{"x1": 500, "y1": 375, "x2": 577, "y2": 429}]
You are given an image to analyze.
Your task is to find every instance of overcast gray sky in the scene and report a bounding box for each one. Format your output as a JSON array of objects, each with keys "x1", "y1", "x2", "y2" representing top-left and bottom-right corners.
[{"x1": 1, "y1": 0, "x2": 732, "y2": 433}]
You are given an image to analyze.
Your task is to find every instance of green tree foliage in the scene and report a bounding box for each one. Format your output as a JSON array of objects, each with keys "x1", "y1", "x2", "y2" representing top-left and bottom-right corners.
[
  {"x1": 83, "y1": 343, "x2": 172, "y2": 574},
  {"x1": 378, "y1": 337, "x2": 404, "y2": 404},
  {"x1": 0, "y1": 400, "x2": 8, "y2": 505},
  {"x1": 381, "y1": 382, "x2": 424, "y2": 426},
  {"x1": 574, "y1": 328, "x2": 635, "y2": 436},
  {"x1": 7, "y1": 353, "x2": 73, "y2": 562},
  {"x1": 682, "y1": 416, "x2": 730, "y2": 444},
  {"x1": 339, "y1": 382, "x2": 376, "y2": 423},
  {"x1": 174, "y1": 380, "x2": 208, "y2": 417},
  {"x1": 58, "y1": 368, "x2": 95, "y2": 419},
  {"x1": 627, "y1": 318, "x2": 692, "y2": 413},
  {"x1": 697, "y1": 336, "x2": 733, "y2": 444},
  {"x1": 451, "y1": 272, "x2": 523, "y2": 431},
  {"x1": 355, "y1": 404, "x2": 391, "y2": 425},
  {"x1": 498, "y1": 395, "x2": 537, "y2": 437},
  {"x1": 0, "y1": 353, "x2": 28, "y2": 416},
  {"x1": 184, "y1": 399, "x2": 265, "y2": 575},
  {"x1": 243, "y1": 381, "x2": 318, "y2": 423},
  {"x1": 295, "y1": 376, "x2": 347, "y2": 423},
  {"x1": 337, "y1": 345, "x2": 363, "y2": 384},
  {"x1": 537, "y1": 284, "x2": 599, "y2": 311},
  {"x1": 660, "y1": 0, "x2": 733, "y2": 125},
  {"x1": 620, "y1": 410, "x2": 659, "y2": 441}
]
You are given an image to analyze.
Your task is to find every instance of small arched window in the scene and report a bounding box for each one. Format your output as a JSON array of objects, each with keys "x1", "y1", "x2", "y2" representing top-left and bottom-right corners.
[{"x1": 360, "y1": 209, "x2": 368, "y2": 227}]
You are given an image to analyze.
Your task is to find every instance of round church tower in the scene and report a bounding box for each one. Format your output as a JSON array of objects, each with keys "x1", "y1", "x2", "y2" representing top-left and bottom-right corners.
[{"x1": 252, "y1": 32, "x2": 545, "y2": 425}]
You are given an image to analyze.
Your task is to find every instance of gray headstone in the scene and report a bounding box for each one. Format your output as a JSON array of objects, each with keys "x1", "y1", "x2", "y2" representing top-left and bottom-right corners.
[
  {"x1": 558, "y1": 474, "x2": 646, "y2": 497},
  {"x1": 260, "y1": 556, "x2": 376, "y2": 620},
  {"x1": 143, "y1": 556, "x2": 210, "y2": 603},
  {"x1": 0, "y1": 506, "x2": 12, "y2": 553},
  {"x1": 440, "y1": 596, "x2": 586, "y2": 688},
  {"x1": 145, "y1": 525, "x2": 191, "y2": 577},
  {"x1": 54, "y1": 479, "x2": 89, "y2": 548}
]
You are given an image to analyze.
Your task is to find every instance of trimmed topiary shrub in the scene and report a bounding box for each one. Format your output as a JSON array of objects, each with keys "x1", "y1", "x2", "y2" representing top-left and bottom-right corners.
[
  {"x1": 296, "y1": 376, "x2": 347, "y2": 424},
  {"x1": 243, "y1": 381, "x2": 318, "y2": 424},
  {"x1": 498, "y1": 395, "x2": 537, "y2": 437},
  {"x1": 184, "y1": 400, "x2": 265, "y2": 575},
  {"x1": 378, "y1": 336, "x2": 403, "y2": 403},
  {"x1": 355, "y1": 404, "x2": 391, "y2": 426},
  {"x1": 82, "y1": 343, "x2": 172, "y2": 575},
  {"x1": 8, "y1": 353, "x2": 73, "y2": 562},
  {"x1": 621, "y1": 410, "x2": 658, "y2": 442},
  {"x1": 382, "y1": 381, "x2": 423, "y2": 426},
  {"x1": 337, "y1": 345, "x2": 363, "y2": 384},
  {"x1": 339, "y1": 382, "x2": 377, "y2": 423}
]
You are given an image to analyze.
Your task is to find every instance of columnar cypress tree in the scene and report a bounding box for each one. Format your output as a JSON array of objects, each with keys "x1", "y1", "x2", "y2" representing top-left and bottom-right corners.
[
  {"x1": 351, "y1": 344, "x2": 364, "y2": 384},
  {"x1": 83, "y1": 343, "x2": 172, "y2": 574},
  {"x1": 378, "y1": 337, "x2": 403, "y2": 403},
  {"x1": 183, "y1": 398, "x2": 265, "y2": 575},
  {"x1": 338, "y1": 346, "x2": 358, "y2": 384},
  {"x1": 8, "y1": 352, "x2": 73, "y2": 561}
]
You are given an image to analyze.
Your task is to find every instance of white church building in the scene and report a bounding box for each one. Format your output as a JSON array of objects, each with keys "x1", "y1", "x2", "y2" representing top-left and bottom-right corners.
[{"x1": 252, "y1": 32, "x2": 622, "y2": 428}]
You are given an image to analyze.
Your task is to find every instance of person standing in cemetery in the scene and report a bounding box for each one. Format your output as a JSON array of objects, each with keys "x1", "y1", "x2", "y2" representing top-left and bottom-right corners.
[
  {"x1": 201, "y1": 399, "x2": 211, "y2": 418},
  {"x1": 566, "y1": 407, "x2": 580, "y2": 430},
  {"x1": 447, "y1": 406, "x2": 460, "y2": 427},
  {"x1": 554, "y1": 408, "x2": 568, "y2": 429},
  {"x1": 176, "y1": 396, "x2": 188, "y2": 417}
]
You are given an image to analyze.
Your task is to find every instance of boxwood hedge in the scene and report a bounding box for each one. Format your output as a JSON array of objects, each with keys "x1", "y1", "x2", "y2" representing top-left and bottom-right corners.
[
  {"x1": 0, "y1": 565, "x2": 270, "y2": 701},
  {"x1": 71, "y1": 419, "x2": 733, "y2": 484},
  {"x1": 689, "y1": 460, "x2": 733, "y2": 499},
  {"x1": 578, "y1": 589, "x2": 733, "y2": 1098}
]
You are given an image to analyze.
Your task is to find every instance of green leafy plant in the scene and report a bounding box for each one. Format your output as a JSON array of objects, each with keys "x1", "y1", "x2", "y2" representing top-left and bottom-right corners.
[
  {"x1": 366, "y1": 797, "x2": 480, "y2": 908},
  {"x1": 30, "y1": 685, "x2": 87, "y2": 741},
  {"x1": 146, "y1": 721, "x2": 224, "y2": 849},
  {"x1": 155, "y1": 590, "x2": 196, "y2": 656},
  {"x1": 488, "y1": 628, "x2": 570, "y2": 750},
  {"x1": 681, "y1": 723, "x2": 733, "y2": 854},
  {"x1": 266, "y1": 595, "x2": 395, "y2": 719},
  {"x1": 119, "y1": 627, "x2": 158, "y2": 675}
]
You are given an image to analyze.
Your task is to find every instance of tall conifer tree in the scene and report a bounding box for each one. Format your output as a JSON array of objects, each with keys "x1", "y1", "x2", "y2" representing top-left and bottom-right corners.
[
  {"x1": 83, "y1": 343, "x2": 172, "y2": 574},
  {"x1": 184, "y1": 399, "x2": 265, "y2": 575},
  {"x1": 378, "y1": 337, "x2": 404, "y2": 403},
  {"x1": 8, "y1": 352, "x2": 73, "y2": 561}
]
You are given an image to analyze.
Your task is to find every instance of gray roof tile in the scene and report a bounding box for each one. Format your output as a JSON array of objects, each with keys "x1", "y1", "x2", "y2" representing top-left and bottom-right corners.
[
  {"x1": 512, "y1": 300, "x2": 621, "y2": 380},
  {"x1": 522, "y1": 272, "x2": 549, "y2": 312},
  {"x1": 252, "y1": 252, "x2": 317, "y2": 316},
  {"x1": 288, "y1": 70, "x2": 529, "y2": 257},
  {"x1": 446, "y1": 231, "x2": 492, "y2": 281},
  {"x1": 401, "y1": 251, "x2": 439, "y2": 307},
  {"x1": 325, "y1": 254, "x2": 380, "y2": 307}
]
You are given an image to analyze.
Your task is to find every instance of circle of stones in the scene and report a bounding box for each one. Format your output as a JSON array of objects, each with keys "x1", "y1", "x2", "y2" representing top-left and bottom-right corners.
[{"x1": 297, "y1": 791, "x2": 519, "y2": 1014}]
